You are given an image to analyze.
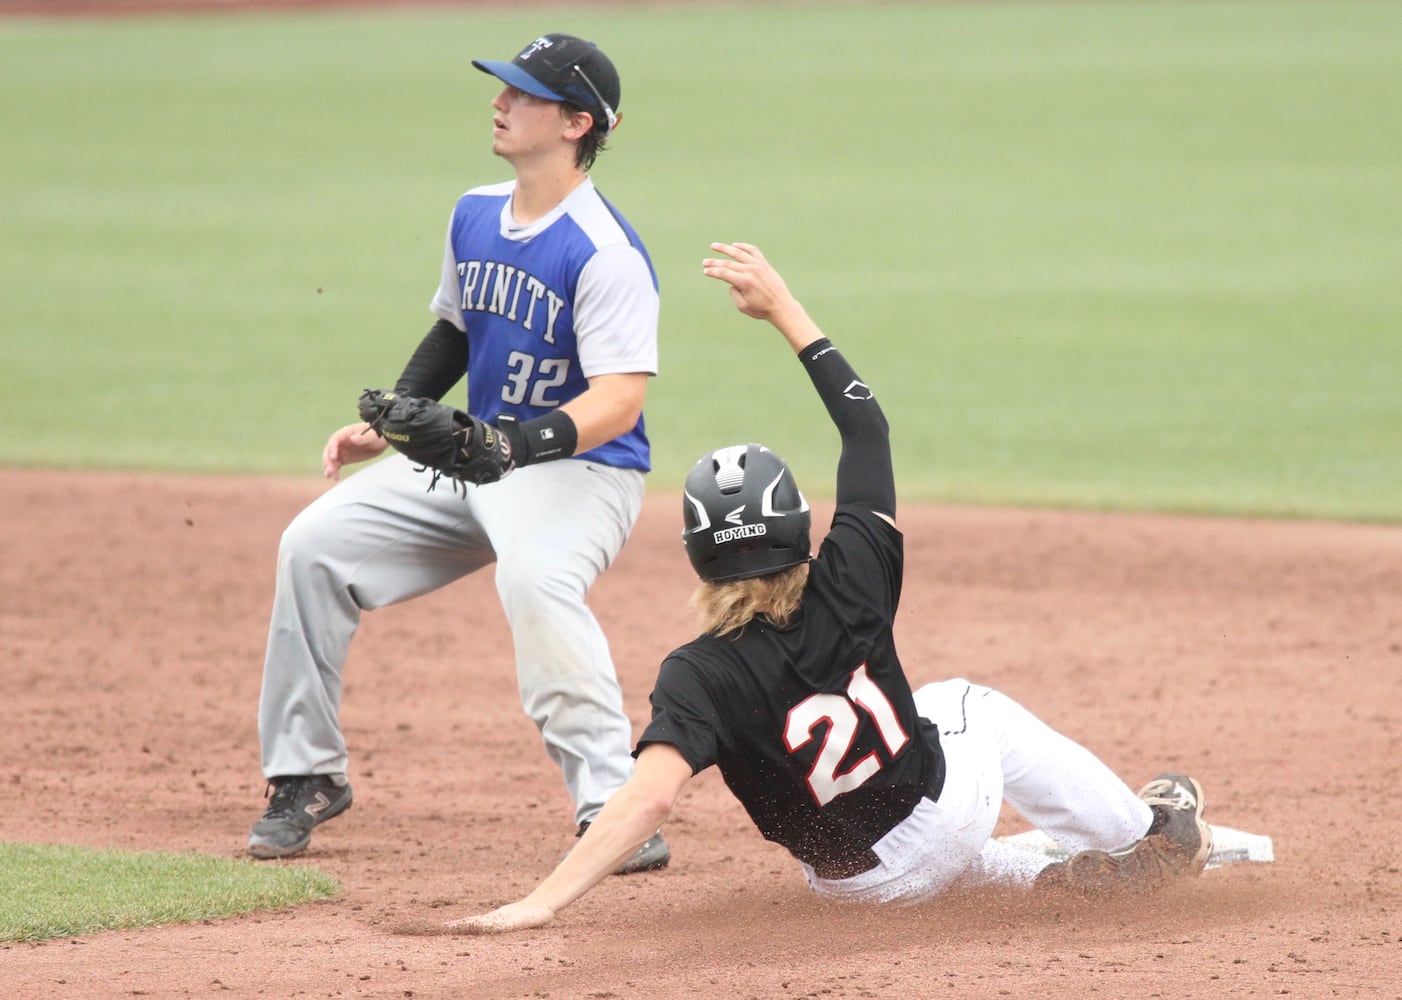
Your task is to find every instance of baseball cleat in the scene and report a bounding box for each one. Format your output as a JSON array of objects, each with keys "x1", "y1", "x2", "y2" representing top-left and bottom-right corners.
[
  {"x1": 1034, "y1": 773, "x2": 1211, "y2": 893},
  {"x1": 573, "y1": 821, "x2": 671, "y2": 875},
  {"x1": 1137, "y1": 772, "x2": 1213, "y2": 876},
  {"x1": 247, "y1": 775, "x2": 353, "y2": 859}
]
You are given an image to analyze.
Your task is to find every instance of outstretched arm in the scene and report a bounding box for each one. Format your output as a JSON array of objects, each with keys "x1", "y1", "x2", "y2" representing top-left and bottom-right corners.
[
  {"x1": 444, "y1": 743, "x2": 693, "y2": 934},
  {"x1": 702, "y1": 242, "x2": 895, "y2": 522}
]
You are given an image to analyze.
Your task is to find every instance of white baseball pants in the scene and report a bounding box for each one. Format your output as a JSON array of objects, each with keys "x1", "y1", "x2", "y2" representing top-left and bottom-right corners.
[{"x1": 802, "y1": 678, "x2": 1154, "y2": 903}]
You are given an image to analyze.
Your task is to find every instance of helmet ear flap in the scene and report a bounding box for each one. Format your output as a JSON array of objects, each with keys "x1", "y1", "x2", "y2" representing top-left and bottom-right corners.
[{"x1": 681, "y1": 444, "x2": 811, "y2": 583}]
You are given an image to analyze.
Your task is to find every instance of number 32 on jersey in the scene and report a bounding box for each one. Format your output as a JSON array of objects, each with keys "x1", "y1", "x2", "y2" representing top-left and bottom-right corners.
[
  {"x1": 502, "y1": 350, "x2": 570, "y2": 407},
  {"x1": 783, "y1": 665, "x2": 909, "y2": 807}
]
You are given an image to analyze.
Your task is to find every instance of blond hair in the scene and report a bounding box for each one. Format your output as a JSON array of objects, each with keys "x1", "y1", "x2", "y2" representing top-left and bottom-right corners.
[{"x1": 689, "y1": 563, "x2": 810, "y2": 638}]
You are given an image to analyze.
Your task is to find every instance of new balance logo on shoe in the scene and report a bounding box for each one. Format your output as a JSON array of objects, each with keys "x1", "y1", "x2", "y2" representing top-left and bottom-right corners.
[{"x1": 247, "y1": 775, "x2": 353, "y2": 860}]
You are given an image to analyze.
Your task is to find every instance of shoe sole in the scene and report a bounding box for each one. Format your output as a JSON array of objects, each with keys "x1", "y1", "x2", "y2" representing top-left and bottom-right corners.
[
  {"x1": 247, "y1": 792, "x2": 352, "y2": 860},
  {"x1": 247, "y1": 836, "x2": 313, "y2": 860},
  {"x1": 1179, "y1": 775, "x2": 1213, "y2": 874}
]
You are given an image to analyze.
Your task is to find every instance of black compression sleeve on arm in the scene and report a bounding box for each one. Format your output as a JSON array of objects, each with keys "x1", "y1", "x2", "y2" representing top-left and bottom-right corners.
[
  {"x1": 394, "y1": 318, "x2": 468, "y2": 400},
  {"x1": 798, "y1": 338, "x2": 896, "y2": 517}
]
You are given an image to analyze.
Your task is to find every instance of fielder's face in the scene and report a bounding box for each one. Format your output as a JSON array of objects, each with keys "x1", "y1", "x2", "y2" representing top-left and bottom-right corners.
[{"x1": 489, "y1": 86, "x2": 579, "y2": 163}]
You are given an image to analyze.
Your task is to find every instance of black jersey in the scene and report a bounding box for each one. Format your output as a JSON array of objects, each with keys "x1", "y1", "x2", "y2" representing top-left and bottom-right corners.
[{"x1": 638, "y1": 505, "x2": 945, "y2": 873}]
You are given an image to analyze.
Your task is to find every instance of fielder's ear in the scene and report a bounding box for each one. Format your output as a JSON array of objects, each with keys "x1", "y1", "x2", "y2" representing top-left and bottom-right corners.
[{"x1": 561, "y1": 108, "x2": 594, "y2": 141}]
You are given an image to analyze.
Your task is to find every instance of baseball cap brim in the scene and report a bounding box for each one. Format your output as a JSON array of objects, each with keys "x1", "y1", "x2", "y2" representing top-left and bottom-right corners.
[{"x1": 472, "y1": 59, "x2": 567, "y2": 103}]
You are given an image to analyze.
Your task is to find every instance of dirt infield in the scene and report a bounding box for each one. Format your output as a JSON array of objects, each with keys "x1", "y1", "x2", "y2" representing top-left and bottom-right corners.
[{"x1": 2, "y1": 466, "x2": 1399, "y2": 998}]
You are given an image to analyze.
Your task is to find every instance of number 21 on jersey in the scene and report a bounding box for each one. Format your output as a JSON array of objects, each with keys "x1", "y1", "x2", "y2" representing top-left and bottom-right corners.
[{"x1": 783, "y1": 665, "x2": 909, "y2": 807}]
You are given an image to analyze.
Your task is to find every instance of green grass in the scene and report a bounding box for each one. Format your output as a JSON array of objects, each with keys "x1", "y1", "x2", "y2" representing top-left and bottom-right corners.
[
  {"x1": 0, "y1": 841, "x2": 340, "y2": 942},
  {"x1": 2, "y1": 2, "x2": 1400, "y2": 520}
]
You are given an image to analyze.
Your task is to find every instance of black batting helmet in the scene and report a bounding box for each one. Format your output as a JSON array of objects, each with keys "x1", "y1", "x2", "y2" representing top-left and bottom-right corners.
[{"x1": 682, "y1": 444, "x2": 811, "y2": 583}]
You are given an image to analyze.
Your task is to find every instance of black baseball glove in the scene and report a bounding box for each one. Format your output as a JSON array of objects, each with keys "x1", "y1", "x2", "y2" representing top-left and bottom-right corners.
[{"x1": 357, "y1": 389, "x2": 515, "y2": 490}]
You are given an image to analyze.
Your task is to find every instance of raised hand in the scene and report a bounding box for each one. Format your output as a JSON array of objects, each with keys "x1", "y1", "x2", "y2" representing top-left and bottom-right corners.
[
  {"x1": 701, "y1": 241, "x2": 798, "y2": 322},
  {"x1": 702, "y1": 242, "x2": 825, "y2": 354}
]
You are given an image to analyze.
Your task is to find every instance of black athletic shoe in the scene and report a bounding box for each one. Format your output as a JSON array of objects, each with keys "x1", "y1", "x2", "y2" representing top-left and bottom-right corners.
[
  {"x1": 1035, "y1": 773, "x2": 1211, "y2": 893},
  {"x1": 246, "y1": 775, "x2": 352, "y2": 860},
  {"x1": 1137, "y1": 773, "x2": 1213, "y2": 876},
  {"x1": 573, "y1": 820, "x2": 671, "y2": 875}
]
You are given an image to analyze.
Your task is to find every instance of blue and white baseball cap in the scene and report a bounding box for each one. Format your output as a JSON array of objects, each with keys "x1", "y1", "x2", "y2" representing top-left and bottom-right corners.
[{"x1": 473, "y1": 33, "x2": 620, "y2": 133}]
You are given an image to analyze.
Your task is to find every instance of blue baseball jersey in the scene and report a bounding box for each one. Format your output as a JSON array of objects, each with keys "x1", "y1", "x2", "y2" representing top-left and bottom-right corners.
[{"x1": 430, "y1": 178, "x2": 659, "y2": 471}]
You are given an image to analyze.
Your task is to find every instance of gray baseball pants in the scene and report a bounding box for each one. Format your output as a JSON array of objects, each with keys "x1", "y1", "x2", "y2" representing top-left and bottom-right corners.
[{"x1": 257, "y1": 452, "x2": 645, "y2": 826}]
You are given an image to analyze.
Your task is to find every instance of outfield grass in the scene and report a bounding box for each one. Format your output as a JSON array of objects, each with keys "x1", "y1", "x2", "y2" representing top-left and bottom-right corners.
[
  {"x1": 2, "y1": 2, "x2": 1399, "y2": 520},
  {"x1": 0, "y1": 841, "x2": 339, "y2": 942}
]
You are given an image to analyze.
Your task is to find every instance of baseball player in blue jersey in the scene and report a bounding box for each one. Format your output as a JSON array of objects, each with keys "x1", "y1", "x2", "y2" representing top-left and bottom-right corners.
[
  {"x1": 446, "y1": 242, "x2": 1213, "y2": 934},
  {"x1": 247, "y1": 33, "x2": 669, "y2": 872}
]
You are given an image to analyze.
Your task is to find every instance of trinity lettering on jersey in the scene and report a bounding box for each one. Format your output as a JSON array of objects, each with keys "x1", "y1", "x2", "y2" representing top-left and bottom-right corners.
[{"x1": 456, "y1": 259, "x2": 566, "y2": 345}]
